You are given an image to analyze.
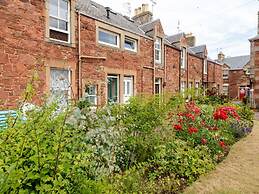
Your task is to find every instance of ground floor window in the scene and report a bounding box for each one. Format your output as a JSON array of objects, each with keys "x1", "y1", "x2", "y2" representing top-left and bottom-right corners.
[
  {"x1": 195, "y1": 81, "x2": 199, "y2": 89},
  {"x1": 180, "y1": 81, "x2": 186, "y2": 93},
  {"x1": 107, "y1": 75, "x2": 119, "y2": 103},
  {"x1": 50, "y1": 68, "x2": 71, "y2": 105},
  {"x1": 189, "y1": 82, "x2": 193, "y2": 89},
  {"x1": 85, "y1": 85, "x2": 97, "y2": 106},
  {"x1": 155, "y1": 78, "x2": 162, "y2": 94},
  {"x1": 223, "y1": 84, "x2": 229, "y2": 96},
  {"x1": 124, "y1": 76, "x2": 134, "y2": 103}
]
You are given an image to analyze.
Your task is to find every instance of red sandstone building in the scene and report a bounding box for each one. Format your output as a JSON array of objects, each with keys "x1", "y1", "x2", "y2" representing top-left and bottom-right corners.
[
  {"x1": 0, "y1": 0, "x2": 223, "y2": 109},
  {"x1": 217, "y1": 52, "x2": 252, "y2": 99}
]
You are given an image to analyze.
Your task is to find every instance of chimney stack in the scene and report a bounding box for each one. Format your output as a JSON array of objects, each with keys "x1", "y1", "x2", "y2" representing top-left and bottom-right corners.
[
  {"x1": 217, "y1": 51, "x2": 225, "y2": 62},
  {"x1": 186, "y1": 33, "x2": 196, "y2": 47},
  {"x1": 132, "y1": 4, "x2": 153, "y2": 25}
]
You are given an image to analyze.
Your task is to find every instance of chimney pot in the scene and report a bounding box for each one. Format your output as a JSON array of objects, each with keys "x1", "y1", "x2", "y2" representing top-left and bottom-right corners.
[
  {"x1": 132, "y1": 4, "x2": 153, "y2": 25},
  {"x1": 142, "y1": 4, "x2": 149, "y2": 12},
  {"x1": 257, "y1": 11, "x2": 259, "y2": 34},
  {"x1": 105, "y1": 7, "x2": 111, "y2": 19}
]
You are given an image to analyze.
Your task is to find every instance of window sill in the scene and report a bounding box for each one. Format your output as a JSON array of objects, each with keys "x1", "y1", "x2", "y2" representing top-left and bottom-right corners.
[
  {"x1": 155, "y1": 64, "x2": 164, "y2": 69},
  {"x1": 45, "y1": 38, "x2": 76, "y2": 48},
  {"x1": 98, "y1": 43, "x2": 121, "y2": 50}
]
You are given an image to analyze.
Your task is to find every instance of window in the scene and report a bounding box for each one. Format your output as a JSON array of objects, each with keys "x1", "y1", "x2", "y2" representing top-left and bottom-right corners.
[
  {"x1": 189, "y1": 82, "x2": 193, "y2": 89},
  {"x1": 85, "y1": 85, "x2": 97, "y2": 106},
  {"x1": 125, "y1": 38, "x2": 137, "y2": 52},
  {"x1": 124, "y1": 76, "x2": 134, "y2": 103},
  {"x1": 107, "y1": 75, "x2": 119, "y2": 103},
  {"x1": 155, "y1": 78, "x2": 162, "y2": 94},
  {"x1": 98, "y1": 29, "x2": 120, "y2": 47},
  {"x1": 203, "y1": 59, "x2": 208, "y2": 75},
  {"x1": 223, "y1": 69, "x2": 229, "y2": 79},
  {"x1": 49, "y1": 0, "x2": 70, "y2": 42},
  {"x1": 223, "y1": 84, "x2": 229, "y2": 96},
  {"x1": 195, "y1": 81, "x2": 199, "y2": 89},
  {"x1": 155, "y1": 38, "x2": 162, "y2": 64},
  {"x1": 181, "y1": 47, "x2": 187, "y2": 69},
  {"x1": 195, "y1": 81, "x2": 200, "y2": 96},
  {"x1": 50, "y1": 68, "x2": 71, "y2": 105},
  {"x1": 180, "y1": 81, "x2": 186, "y2": 92}
]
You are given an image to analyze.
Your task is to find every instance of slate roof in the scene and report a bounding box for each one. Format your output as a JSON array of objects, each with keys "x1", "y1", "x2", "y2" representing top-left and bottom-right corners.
[
  {"x1": 222, "y1": 55, "x2": 250, "y2": 70},
  {"x1": 77, "y1": 0, "x2": 145, "y2": 36},
  {"x1": 166, "y1": 33, "x2": 185, "y2": 44},
  {"x1": 189, "y1": 45, "x2": 206, "y2": 54}
]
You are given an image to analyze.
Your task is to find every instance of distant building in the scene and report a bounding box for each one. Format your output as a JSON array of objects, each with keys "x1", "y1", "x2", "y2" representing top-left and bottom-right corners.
[{"x1": 217, "y1": 53, "x2": 252, "y2": 100}]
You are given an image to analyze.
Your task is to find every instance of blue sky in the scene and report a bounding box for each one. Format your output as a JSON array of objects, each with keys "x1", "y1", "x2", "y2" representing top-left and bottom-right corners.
[{"x1": 93, "y1": 0, "x2": 259, "y2": 59}]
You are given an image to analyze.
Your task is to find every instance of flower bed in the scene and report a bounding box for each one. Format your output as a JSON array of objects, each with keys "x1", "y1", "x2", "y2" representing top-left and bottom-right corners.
[{"x1": 0, "y1": 94, "x2": 254, "y2": 193}]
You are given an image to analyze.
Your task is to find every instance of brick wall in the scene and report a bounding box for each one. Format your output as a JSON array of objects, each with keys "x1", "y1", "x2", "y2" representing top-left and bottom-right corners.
[
  {"x1": 0, "y1": 0, "x2": 223, "y2": 109},
  {"x1": 0, "y1": 0, "x2": 78, "y2": 109}
]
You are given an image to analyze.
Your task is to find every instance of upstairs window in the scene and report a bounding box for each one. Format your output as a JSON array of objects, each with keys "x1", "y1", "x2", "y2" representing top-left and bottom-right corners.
[
  {"x1": 124, "y1": 37, "x2": 137, "y2": 52},
  {"x1": 155, "y1": 38, "x2": 162, "y2": 64},
  {"x1": 98, "y1": 29, "x2": 120, "y2": 47},
  {"x1": 223, "y1": 69, "x2": 229, "y2": 79},
  {"x1": 204, "y1": 59, "x2": 208, "y2": 75},
  {"x1": 49, "y1": 0, "x2": 70, "y2": 43},
  {"x1": 181, "y1": 47, "x2": 187, "y2": 69}
]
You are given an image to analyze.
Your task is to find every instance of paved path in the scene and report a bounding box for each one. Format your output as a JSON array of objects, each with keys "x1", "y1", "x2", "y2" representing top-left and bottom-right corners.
[{"x1": 184, "y1": 120, "x2": 259, "y2": 194}]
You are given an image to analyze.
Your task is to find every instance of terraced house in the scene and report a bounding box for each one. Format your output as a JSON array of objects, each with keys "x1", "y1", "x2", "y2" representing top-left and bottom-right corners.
[{"x1": 0, "y1": 0, "x2": 223, "y2": 109}]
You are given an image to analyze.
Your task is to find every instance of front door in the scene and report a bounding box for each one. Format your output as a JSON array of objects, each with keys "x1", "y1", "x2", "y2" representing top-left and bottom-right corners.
[{"x1": 124, "y1": 76, "x2": 133, "y2": 103}]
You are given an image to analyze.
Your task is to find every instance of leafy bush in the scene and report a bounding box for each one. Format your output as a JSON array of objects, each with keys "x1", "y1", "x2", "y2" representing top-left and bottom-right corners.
[
  {"x1": 0, "y1": 90, "x2": 252, "y2": 193},
  {"x1": 0, "y1": 104, "x2": 96, "y2": 193}
]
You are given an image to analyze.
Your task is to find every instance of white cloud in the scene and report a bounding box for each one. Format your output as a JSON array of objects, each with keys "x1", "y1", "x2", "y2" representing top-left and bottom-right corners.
[{"x1": 93, "y1": 0, "x2": 258, "y2": 59}]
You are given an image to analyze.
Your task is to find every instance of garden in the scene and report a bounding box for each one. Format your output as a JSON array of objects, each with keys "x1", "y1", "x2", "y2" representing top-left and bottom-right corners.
[{"x1": 0, "y1": 88, "x2": 254, "y2": 193}]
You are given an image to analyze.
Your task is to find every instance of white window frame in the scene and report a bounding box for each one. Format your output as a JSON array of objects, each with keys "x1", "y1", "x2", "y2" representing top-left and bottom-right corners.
[
  {"x1": 203, "y1": 59, "x2": 208, "y2": 75},
  {"x1": 223, "y1": 69, "x2": 229, "y2": 79},
  {"x1": 123, "y1": 76, "x2": 134, "y2": 103},
  {"x1": 50, "y1": 67, "x2": 72, "y2": 105},
  {"x1": 223, "y1": 84, "x2": 229, "y2": 95},
  {"x1": 155, "y1": 78, "x2": 162, "y2": 94},
  {"x1": 107, "y1": 75, "x2": 120, "y2": 103},
  {"x1": 85, "y1": 85, "x2": 98, "y2": 106},
  {"x1": 181, "y1": 47, "x2": 187, "y2": 69},
  {"x1": 49, "y1": 0, "x2": 71, "y2": 43},
  {"x1": 98, "y1": 29, "x2": 120, "y2": 48},
  {"x1": 124, "y1": 37, "x2": 137, "y2": 52},
  {"x1": 155, "y1": 38, "x2": 162, "y2": 64},
  {"x1": 195, "y1": 81, "x2": 199, "y2": 89},
  {"x1": 180, "y1": 81, "x2": 186, "y2": 92}
]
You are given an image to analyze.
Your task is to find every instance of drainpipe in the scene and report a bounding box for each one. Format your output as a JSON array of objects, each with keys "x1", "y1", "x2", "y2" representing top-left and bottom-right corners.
[
  {"x1": 153, "y1": 37, "x2": 156, "y2": 94},
  {"x1": 164, "y1": 45, "x2": 167, "y2": 92},
  {"x1": 179, "y1": 50, "x2": 181, "y2": 92},
  {"x1": 77, "y1": 11, "x2": 82, "y2": 99},
  {"x1": 187, "y1": 52, "x2": 189, "y2": 89}
]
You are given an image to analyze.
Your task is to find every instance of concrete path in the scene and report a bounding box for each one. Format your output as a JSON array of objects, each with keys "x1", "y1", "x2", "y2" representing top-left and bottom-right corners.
[{"x1": 184, "y1": 119, "x2": 259, "y2": 194}]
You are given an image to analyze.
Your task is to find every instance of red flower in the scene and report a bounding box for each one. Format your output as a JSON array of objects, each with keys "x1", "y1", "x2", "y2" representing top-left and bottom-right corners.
[
  {"x1": 213, "y1": 109, "x2": 228, "y2": 120},
  {"x1": 174, "y1": 124, "x2": 183, "y2": 131},
  {"x1": 185, "y1": 113, "x2": 195, "y2": 121},
  {"x1": 188, "y1": 127, "x2": 198, "y2": 134},
  {"x1": 201, "y1": 138, "x2": 207, "y2": 145},
  {"x1": 219, "y1": 140, "x2": 225, "y2": 148}
]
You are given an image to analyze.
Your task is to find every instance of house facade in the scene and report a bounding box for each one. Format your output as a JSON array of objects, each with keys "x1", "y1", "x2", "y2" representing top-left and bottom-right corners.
[
  {"x1": 217, "y1": 52, "x2": 252, "y2": 99},
  {"x1": 0, "y1": 0, "x2": 223, "y2": 109}
]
